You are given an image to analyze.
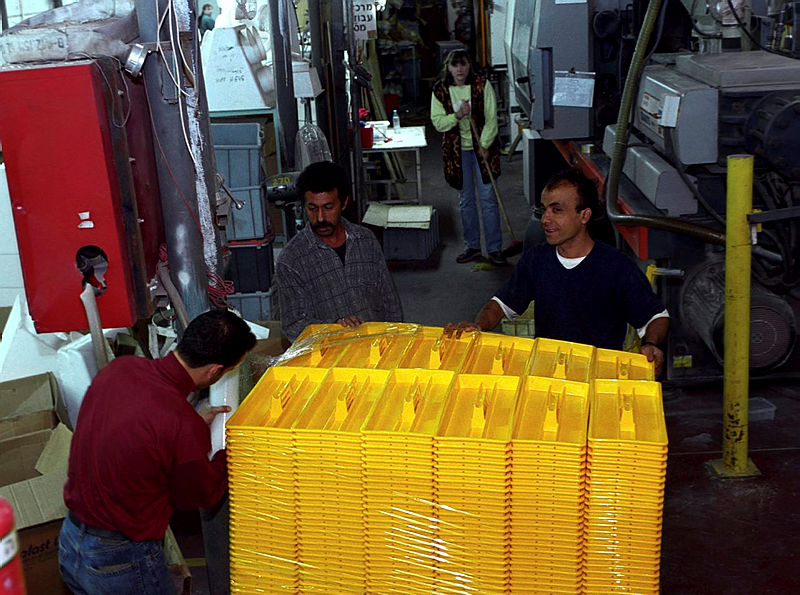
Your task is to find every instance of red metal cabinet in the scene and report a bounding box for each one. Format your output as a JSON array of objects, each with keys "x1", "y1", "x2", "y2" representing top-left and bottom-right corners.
[{"x1": 0, "y1": 60, "x2": 163, "y2": 333}]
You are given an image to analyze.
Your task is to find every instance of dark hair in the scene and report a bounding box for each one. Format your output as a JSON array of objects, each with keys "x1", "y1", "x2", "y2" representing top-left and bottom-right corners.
[
  {"x1": 440, "y1": 49, "x2": 476, "y2": 86},
  {"x1": 296, "y1": 161, "x2": 350, "y2": 204},
  {"x1": 543, "y1": 168, "x2": 601, "y2": 219},
  {"x1": 201, "y1": 3, "x2": 213, "y2": 10},
  {"x1": 177, "y1": 309, "x2": 257, "y2": 368}
]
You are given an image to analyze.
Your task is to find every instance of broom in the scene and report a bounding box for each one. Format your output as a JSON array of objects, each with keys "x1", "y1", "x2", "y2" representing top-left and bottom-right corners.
[{"x1": 469, "y1": 118, "x2": 524, "y2": 257}]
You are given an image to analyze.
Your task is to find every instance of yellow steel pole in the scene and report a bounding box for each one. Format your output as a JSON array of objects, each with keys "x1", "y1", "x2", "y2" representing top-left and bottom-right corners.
[{"x1": 707, "y1": 155, "x2": 760, "y2": 479}]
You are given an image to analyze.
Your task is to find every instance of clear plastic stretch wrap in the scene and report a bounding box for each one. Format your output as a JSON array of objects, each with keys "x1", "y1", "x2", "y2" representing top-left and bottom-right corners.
[{"x1": 226, "y1": 323, "x2": 667, "y2": 594}]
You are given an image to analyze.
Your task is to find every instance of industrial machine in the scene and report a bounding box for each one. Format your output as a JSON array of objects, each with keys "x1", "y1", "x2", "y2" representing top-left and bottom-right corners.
[
  {"x1": 0, "y1": 58, "x2": 164, "y2": 333},
  {"x1": 507, "y1": 0, "x2": 800, "y2": 382}
]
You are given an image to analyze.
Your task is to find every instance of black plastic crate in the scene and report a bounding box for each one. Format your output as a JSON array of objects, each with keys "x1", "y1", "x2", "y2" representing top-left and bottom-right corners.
[
  {"x1": 226, "y1": 237, "x2": 274, "y2": 294},
  {"x1": 383, "y1": 209, "x2": 440, "y2": 261}
]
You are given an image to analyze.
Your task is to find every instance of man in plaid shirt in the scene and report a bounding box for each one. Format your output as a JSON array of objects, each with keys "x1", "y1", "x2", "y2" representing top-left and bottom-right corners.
[{"x1": 275, "y1": 161, "x2": 403, "y2": 341}]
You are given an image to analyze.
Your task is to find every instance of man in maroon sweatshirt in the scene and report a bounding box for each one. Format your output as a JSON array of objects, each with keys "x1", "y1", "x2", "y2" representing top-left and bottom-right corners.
[{"x1": 59, "y1": 309, "x2": 256, "y2": 594}]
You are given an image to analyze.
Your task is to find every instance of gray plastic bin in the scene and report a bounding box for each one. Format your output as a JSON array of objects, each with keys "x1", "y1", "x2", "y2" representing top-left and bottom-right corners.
[
  {"x1": 227, "y1": 186, "x2": 268, "y2": 241},
  {"x1": 212, "y1": 122, "x2": 263, "y2": 188},
  {"x1": 382, "y1": 209, "x2": 440, "y2": 261},
  {"x1": 227, "y1": 290, "x2": 274, "y2": 322}
]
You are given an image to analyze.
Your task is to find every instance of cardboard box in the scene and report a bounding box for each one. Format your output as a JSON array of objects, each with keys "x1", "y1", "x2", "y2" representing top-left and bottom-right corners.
[
  {"x1": 0, "y1": 306, "x2": 11, "y2": 339},
  {"x1": 244, "y1": 323, "x2": 291, "y2": 386},
  {"x1": 0, "y1": 373, "x2": 71, "y2": 594}
]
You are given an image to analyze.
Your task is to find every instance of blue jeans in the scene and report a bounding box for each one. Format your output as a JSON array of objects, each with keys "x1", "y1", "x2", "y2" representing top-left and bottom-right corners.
[
  {"x1": 459, "y1": 150, "x2": 503, "y2": 253},
  {"x1": 59, "y1": 514, "x2": 173, "y2": 595}
]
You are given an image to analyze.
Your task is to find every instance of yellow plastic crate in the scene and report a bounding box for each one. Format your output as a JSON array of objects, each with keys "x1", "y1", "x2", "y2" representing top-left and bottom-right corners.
[
  {"x1": 332, "y1": 333, "x2": 416, "y2": 369},
  {"x1": 397, "y1": 326, "x2": 475, "y2": 371},
  {"x1": 585, "y1": 380, "x2": 667, "y2": 594},
  {"x1": 589, "y1": 380, "x2": 668, "y2": 447},
  {"x1": 594, "y1": 348, "x2": 655, "y2": 381},
  {"x1": 513, "y1": 376, "x2": 590, "y2": 444},
  {"x1": 529, "y1": 338, "x2": 595, "y2": 383},
  {"x1": 461, "y1": 334, "x2": 536, "y2": 376},
  {"x1": 228, "y1": 366, "x2": 329, "y2": 429},
  {"x1": 438, "y1": 374, "x2": 521, "y2": 440},
  {"x1": 280, "y1": 324, "x2": 349, "y2": 367},
  {"x1": 226, "y1": 327, "x2": 668, "y2": 594},
  {"x1": 228, "y1": 367, "x2": 333, "y2": 593},
  {"x1": 293, "y1": 368, "x2": 391, "y2": 433}
]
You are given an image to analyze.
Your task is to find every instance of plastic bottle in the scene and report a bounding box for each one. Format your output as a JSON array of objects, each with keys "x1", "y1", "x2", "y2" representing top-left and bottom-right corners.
[{"x1": 392, "y1": 109, "x2": 401, "y2": 130}]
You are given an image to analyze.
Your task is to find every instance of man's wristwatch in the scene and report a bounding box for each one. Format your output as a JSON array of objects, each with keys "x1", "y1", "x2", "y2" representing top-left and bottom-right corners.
[{"x1": 641, "y1": 341, "x2": 658, "y2": 348}]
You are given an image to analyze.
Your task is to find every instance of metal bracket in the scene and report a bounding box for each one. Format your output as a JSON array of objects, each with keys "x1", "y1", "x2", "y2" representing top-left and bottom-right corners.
[{"x1": 747, "y1": 206, "x2": 800, "y2": 224}]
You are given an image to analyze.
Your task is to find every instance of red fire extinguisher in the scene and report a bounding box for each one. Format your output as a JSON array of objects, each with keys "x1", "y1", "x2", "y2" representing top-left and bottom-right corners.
[{"x1": 0, "y1": 498, "x2": 26, "y2": 594}]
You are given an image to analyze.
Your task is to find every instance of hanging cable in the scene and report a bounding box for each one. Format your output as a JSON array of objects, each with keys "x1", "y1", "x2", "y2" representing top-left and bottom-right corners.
[{"x1": 207, "y1": 270, "x2": 235, "y2": 308}]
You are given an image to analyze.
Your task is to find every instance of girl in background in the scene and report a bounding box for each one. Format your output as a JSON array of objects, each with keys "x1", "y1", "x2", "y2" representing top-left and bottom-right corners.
[{"x1": 431, "y1": 49, "x2": 505, "y2": 265}]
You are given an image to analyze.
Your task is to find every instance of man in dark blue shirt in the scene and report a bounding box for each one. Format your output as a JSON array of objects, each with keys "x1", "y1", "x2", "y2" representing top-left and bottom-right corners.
[{"x1": 447, "y1": 168, "x2": 669, "y2": 376}]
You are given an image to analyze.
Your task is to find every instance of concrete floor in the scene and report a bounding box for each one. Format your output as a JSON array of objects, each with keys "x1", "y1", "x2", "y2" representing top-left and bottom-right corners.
[
  {"x1": 384, "y1": 121, "x2": 530, "y2": 327},
  {"x1": 176, "y1": 118, "x2": 800, "y2": 594}
]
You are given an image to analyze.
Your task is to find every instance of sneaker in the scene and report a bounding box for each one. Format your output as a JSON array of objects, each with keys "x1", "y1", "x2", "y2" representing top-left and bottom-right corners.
[
  {"x1": 488, "y1": 251, "x2": 508, "y2": 266},
  {"x1": 456, "y1": 248, "x2": 482, "y2": 264}
]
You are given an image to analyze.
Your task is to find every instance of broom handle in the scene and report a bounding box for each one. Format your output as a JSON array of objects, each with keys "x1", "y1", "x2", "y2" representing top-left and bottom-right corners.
[{"x1": 468, "y1": 118, "x2": 517, "y2": 242}]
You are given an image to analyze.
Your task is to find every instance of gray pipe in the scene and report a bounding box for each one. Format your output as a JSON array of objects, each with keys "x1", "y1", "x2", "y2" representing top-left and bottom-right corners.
[
  {"x1": 157, "y1": 266, "x2": 191, "y2": 329},
  {"x1": 605, "y1": 0, "x2": 726, "y2": 246},
  {"x1": 271, "y1": 0, "x2": 298, "y2": 170},
  {"x1": 136, "y1": 0, "x2": 210, "y2": 330}
]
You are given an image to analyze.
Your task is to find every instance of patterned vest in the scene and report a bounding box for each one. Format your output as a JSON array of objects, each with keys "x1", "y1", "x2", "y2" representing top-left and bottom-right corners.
[{"x1": 432, "y1": 74, "x2": 501, "y2": 190}]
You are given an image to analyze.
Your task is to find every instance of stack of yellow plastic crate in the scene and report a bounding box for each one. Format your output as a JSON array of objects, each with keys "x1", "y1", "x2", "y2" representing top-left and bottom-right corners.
[
  {"x1": 434, "y1": 373, "x2": 522, "y2": 593},
  {"x1": 361, "y1": 369, "x2": 454, "y2": 593},
  {"x1": 292, "y1": 368, "x2": 390, "y2": 592},
  {"x1": 227, "y1": 367, "x2": 328, "y2": 593},
  {"x1": 226, "y1": 323, "x2": 666, "y2": 594},
  {"x1": 509, "y1": 375, "x2": 590, "y2": 594},
  {"x1": 584, "y1": 379, "x2": 667, "y2": 595}
]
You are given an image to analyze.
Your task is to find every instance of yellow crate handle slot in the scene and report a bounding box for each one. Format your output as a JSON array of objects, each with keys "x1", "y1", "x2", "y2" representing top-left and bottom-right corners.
[
  {"x1": 310, "y1": 348, "x2": 322, "y2": 365},
  {"x1": 491, "y1": 345, "x2": 506, "y2": 375},
  {"x1": 369, "y1": 338, "x2": 381, "y2": 366},
  {"x1": 619, "y1": 390, "x2": 636, "y2": 439},
  {"x1": 368, "y1": 337, "x2": 389, "y2": 367},
  {"x1": 334, "y1": 389, "x2": 349, "y2": 424},
  {"x1": 553, "y1": 348, "x2": 568, "y2": 380},
  {"x1": 617, "y1": 356, "x2": 631, "y2": 380},
  {"x1": 543, "y1": 385, "x2": 561, "y2": 441},
  {"x1": 429, "y1": 337, "x2": 443, "y2": 368},
  {"x1": 400, "y1": 376, "x2": 423, "y2": 431},
  {"x1": 471, "y1": 383, "x2": 488, "y2": 435},
  {"x1": 270, "y1": 381, "x2": 291, "y2": 418},
  {"x1": 401, "y1": 393, "x2": 416, "y2": 430}
]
